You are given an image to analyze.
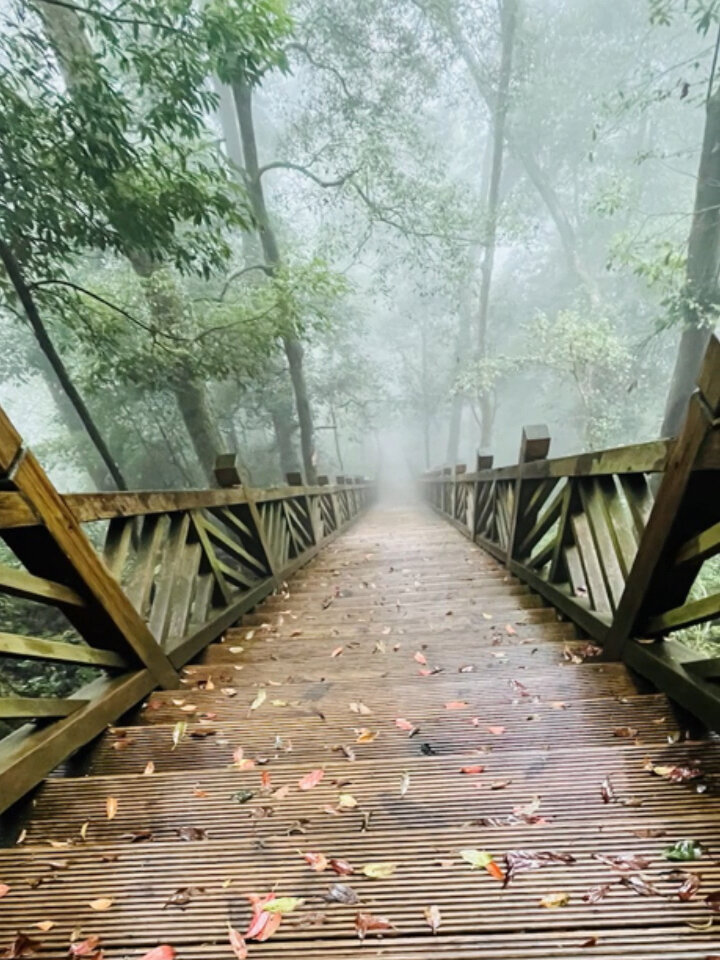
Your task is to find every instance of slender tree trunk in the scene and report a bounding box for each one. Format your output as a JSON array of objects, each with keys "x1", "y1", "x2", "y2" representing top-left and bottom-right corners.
[
  {"x1": 329, "y1": 404, "x2": 345, "y2": 471},
  {"x1": 661, "y1": 84, "x2": 720, "y2": 435},
  {"x1": 270, "y1": 401, "x2": 301, "y2": 476},
  {"x1": 232, "y1": 81, "x2": 318, "y2": 484},
  {"x1": 174, "y1": 380, "x2": 226, "y2": 484},
  {"x1": 0, "y1": 239, "x2": 127, "y2": 489}
]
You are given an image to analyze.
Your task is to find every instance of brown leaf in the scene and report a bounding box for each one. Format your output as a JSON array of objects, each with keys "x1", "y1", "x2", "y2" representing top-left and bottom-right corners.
[
  {"x1": 620, "y1": 875, "x2": 660, "y2": 897},
  {"x1": 227, "y1": 925, "x2": 247, "y2": 959},
  {"x1": 324, "y1": 883, "x2": 359, "y2": 904},
  {"x1": 600, "y1": 776, "x2": 616, "y2": 804},
  {"x1": 1, "y1": 933, "x2": 44, "y2": 958},
  {"x1": 355, "y1": 912, "x2": 395, "y2": 940},
  {"x1": 504, "y1": 850, "x2": 576, "y2": 887},
  {"x1": 176, "y1": 826, "x2": 208, "y2": 841},
  {"x1": 613, "y1": 726, "x2": 638, "y2": 738},
  {"x1": 329, "y1": 858, "x2": 354, "y2": 876},
  {"x1": 582, "y1": 883, "x2": 613, "y2": 904},
  {"x1": 592, "y1": 852, "x2": 650, "y2": 873},
  {"x1": 68, "y1": 937, "x2": 102, "y2": 957}
]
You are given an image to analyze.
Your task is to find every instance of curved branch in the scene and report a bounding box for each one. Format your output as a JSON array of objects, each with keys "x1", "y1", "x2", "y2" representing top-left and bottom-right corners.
[
  {"x1": 257, "y1": 160, "x2": 356, "y2": 189},
  {"x1": 35, "y1": 0, "x2": 189, "y2": 36},
  {"x1": 286, "y1": 42, "x2": 356, "y2": 101}
]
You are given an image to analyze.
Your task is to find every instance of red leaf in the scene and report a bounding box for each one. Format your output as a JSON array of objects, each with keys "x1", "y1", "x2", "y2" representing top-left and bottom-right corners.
[
  {"x1": 395, "y1": 718, "x2": 415, "y2": 731},
  {"x1": 245, "y1": 894, "x2": 281, "y2": 941},
  {"x1": 298, "y1": 769, "x2": 325, "y2": 790},
  {"x1": 505, "y1": 624, "x2": 517, "y2": 636},
  {"x1": 303, "y1": 851, "x2": 329, "y2": 872},
  {"x1": 228, "y1": 925, "x2": 248, "y2": 959},
  {"x1": 355, "y1": 912, "x2": 395, "y2": 940},
  {"x1": 413, "y1": 652, "x2": 427, "y2": 665},
  {"x1": 0, "y1": 885, "x2": 9, "y2": 899},
  {"x1": 139, "y1": 949, "x2": 176, "y2": 960},
  {"x1": 460, "y1": 765, "x2": 485, "y2": 774},
  {"x1": 330, "y1": 646, "x2": 344, "y2": 658},
  {"x1": 329, "y1": 858, "x2": 354, "y2": 876},
  {"x1": 487, "y1": 725, "x2": 506, "y2": 735},
  {"x1": 260, "y1": 771, "x2": 271, "y2": 791},
  {"x1": 69, "y1": 937, "x2": 102, "y2": 957},
  {"x1": 445, "y1": 701, "x2": 468, "y2": 710}
]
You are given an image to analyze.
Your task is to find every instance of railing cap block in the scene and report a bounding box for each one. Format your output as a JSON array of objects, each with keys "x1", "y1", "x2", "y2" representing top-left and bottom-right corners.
[
  {"x1": 519, "y1": 425, "x2": 551, "y2": 463},
  {"x1": 214, "y1": 453, "x2": 243, "y2": 489}
]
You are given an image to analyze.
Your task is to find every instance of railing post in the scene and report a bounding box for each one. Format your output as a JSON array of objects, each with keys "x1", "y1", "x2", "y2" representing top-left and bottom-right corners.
[
  {"x1": 286, "y1": 471, "x2": 318, "y2": 547},
  {"x1": 472, "y1": 452, "x2": 493, "y2": 542},
  {"x1": 507, "y1": 424, "x2": 551, "y2": 564},
  {"x1": 454, "y1": 463, "x2": 466, "y2": 524},
  {"x1": 603, "y1": 335, "x2": 720, "y2": 659}
]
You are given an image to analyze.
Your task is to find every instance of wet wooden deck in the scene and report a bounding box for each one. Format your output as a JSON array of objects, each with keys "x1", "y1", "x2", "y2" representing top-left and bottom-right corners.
[{"x1": 2, "y1": 507, "x2": 719, "y2": 958}]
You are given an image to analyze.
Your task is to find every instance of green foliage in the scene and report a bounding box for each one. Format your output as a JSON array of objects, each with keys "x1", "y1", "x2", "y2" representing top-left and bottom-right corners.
[{"x1": 649, "y1": 0, "x2": 720, "y2": 33}]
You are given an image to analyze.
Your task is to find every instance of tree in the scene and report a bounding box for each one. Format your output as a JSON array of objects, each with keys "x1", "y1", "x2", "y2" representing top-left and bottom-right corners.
[{"x1": 1, "y1": 0, "x2": 290, "y2": 485}]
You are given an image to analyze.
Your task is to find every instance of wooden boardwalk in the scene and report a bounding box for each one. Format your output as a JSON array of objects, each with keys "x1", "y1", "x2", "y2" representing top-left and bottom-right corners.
[{"x1": 2, "y1": 507, "x2": 719, "y2": 958}]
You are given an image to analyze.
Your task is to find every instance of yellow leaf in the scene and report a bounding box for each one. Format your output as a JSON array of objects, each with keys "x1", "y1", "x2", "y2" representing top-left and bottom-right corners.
[
  {"x1": 250, "y1": 689, "x2": 267, "y2": 711},
  {"x1": 337, "y1": 793, "x2": 357, "y2": 809},
  {"x1": 89, "y1": 897, "x2": 114, "y2": 911},
  {"x1": 105, "y1": 797, "x2": 118, "y2": 821},
  {"x1": 356, "y1": 729, "x2": 378, "y2": 744},
  {"x1": 143, "y1": 761, "x2": 155, "y2": 776},
  {"x1": 539, "y1": 892, "x2": 570, "y2": 909},
  {"x1": 79, "y1": 821, "x2": 89, "y2": 840},
  {"x1": 362, "y1": 862, "x2": 397, "y2": 879}
]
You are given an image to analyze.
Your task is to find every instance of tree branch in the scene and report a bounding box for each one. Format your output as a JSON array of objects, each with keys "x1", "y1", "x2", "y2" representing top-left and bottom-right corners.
[
  {"x1": 35, "y1": 0, "x2": 189, "y2": 36},
  {"x1": 286, "y1": 42, "x2": 357, "y2": 102},
  {"x1": 257, "y1": 160, "x2": 356, "y2": 189}
]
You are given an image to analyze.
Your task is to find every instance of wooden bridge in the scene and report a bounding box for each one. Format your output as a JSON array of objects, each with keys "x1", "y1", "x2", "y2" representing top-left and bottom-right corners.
[{"x1": 0, "y1": 339, "x2": 720, "y2": 958}]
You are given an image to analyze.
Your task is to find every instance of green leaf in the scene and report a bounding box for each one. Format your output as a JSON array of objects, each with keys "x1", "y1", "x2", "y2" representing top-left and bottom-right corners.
[{"x1": 663, "y1": 839, "x2": 704, "y2": 861}]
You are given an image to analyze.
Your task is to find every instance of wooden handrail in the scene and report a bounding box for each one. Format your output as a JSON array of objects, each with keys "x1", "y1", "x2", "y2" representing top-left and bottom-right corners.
[
  {"x1": 422, "y1": 334, "x2": 720, "y2": 732},
  {"x1": 0, "y1": 404, "x2": 376, "y2": 814}
]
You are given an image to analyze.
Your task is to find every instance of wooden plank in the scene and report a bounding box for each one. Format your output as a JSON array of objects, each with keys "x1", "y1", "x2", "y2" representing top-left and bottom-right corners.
[
  {"x1": 0, "y1": 631, "x2": 126, "y2": 669},
  {"x1": 547, "y1": 482, "x2": 573, "y2": 583},
  {"x1": 0, "y1": 404, "x2": 21, "y2": 474},
  {"x1": 189, "y1": 512, "x2": 231, "y2": 606},
  {"x1": 0, "y1": 696, "x2": 86, "y2": 718},
  {"x1": 0, "y1": 669, "x2": 153, "y2": 815},
  {"x1": 124, "y1": 514, "x2": 168, "y2": 617},
  {"x1": 102, "y1": 516, "x2": 135, "y2": 581},
  {"x1": 579, "y1": 480, "x2": 626, "y2": 609},
  {"x1": 516, "y1": 481, "x2": 564, "y2": 557},
  {"x1": 8, "y1": 453, "x2": 178, "y2": 688},
  {"x1": 674, "y1": 518, "x2": 720, "y2": 569},
  {"x1": 147, "y1": 514, "x2": 191, "y2": 644},
  {"x1": 571, "y1": 512, "x2": 611, "y2": 615},
  {"x1": 618, "y1": 473, "x2": 654, "y2": 541},
  {"x1": 644, "y1": 589, "x2": 720, "y2": 635},
  {"x1": 165, "y1": 541, "x2": 202, "y2": 641},
  {"x1": 0, "y1": 562, "x2": 85, "y2": 607},
  {"x1": 596, "y1": 475, "x2": 638, "y2": 578},
  {"x1": 0, "y1": 492, "x2": 36, "y2": 530}
]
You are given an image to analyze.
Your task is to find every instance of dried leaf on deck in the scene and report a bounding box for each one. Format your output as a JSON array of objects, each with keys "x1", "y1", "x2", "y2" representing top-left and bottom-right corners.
[
  {"x1": 355, "y1": 912, "x2": 395, "y2": 940},
  {"x1": 105, "y1": 796, "x2": 118, "y2": 820},
  {"x1": 361, "y1": 862, "x2": 397, "y2": 879},
  {"x1": 324, "y1": 883, "x2": 359, "y2": 904},
  {"x1": 503, "y1": 850, "x2": 576, "y2": 886},
  {"x1": 298, "y1": 769, "x2": 325, "y2": 790},
  {"x1": 423, "y1": 904, "x2": 442, "y2": 933}
]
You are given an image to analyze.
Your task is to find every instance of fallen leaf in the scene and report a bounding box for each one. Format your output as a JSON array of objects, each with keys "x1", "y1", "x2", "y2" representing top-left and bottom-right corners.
[
  {"x1": 600, "y1": 776, "x2": 616, "y2": 804},
  {"x1": 400, "y1": 772, "x2": 410, "y2": 796},
  {"x1": 504, "y1": 850, "x2": 576, "y2": 886},
  {"x1": 105, "y1": 797, "x2": 118, "y2": 820},
  {"x1": 445, "y1": 701, "x2": 468, "y2": 710},
  {"x1": 460, "y1": 765, "x2": 485, "y2": 774},
  {"x1": 177, "y1": 826, "x2": 209, "y2": 841},
  {"x1": 329, "y1": 858, "x2": 354, "y2": 876},
  {"x1": 355, "y1": 912, "x2": 395, "y2": 940},
  {"x1": 505, "y1": 624, "x2": 517, "y2": 636},
  {"x1": 582, "y1": 883, "x2": 613, "y2": 904},
  {"x1": 246, "y1": 894, "x2": 282, "y2": 942},
  {"x1": 303, "y1": 852, "x2": 329, "y2": 872},
  {"x1": 592, "y1": 852, "x2": 650, "y2": 873},
  {"x1": 68, "y1": 937, "x2": 101, "y2": 957},
  {"x1": 414, "y1": 651, "x2": 427, "y2": 665},
  {"x1": 643, "y1": 759, "x2": 702, "y2": 783},
  {"x1": 350, "y1": 702, "x2": 372, "y2": 716},
  {"x1": 487, "y1": 725, "x2": 506, "y2": 735},
  {"x1": 620, "y1": 875, "x2": 660, "y2": 897},
  {"x1": 250, "y1": 689, "x2": 267, "y2": 711},
  {"x1": 263, "y1": 897, "x2": 305, "y2": 914},
  {"x1": 705, "y1": 890, "x2": 720, "y2": 911},
  {"x1": 460, "y1": 849, "x2": 504, "y2": 881},
  {"x1": 613, "y1": 726, "x2": 638, "y2": 738},
  {"x1": 324, "y1": 883, "x2": 359, "y2": 904},
  {"x1": 355, "y1": 729, "x2": 378, "y2": 743},
  {"x1": 89, "y1": 897, "x2": 113, "y2": 911},
  {"x1": 330, "y1": 646, "x2": 344, "y2": 658},
  {"x1": 539, "y1": 891, "x2": 570, "y2": 908},
  {"x1": 423, "y1": 904, "x2": 441, "y2": 933},
  {"x1": 395, "y1": 718, "x2": 415, "y2": 731},
  {"x1": 669, "y1": 870, "x2": 702, "y2": 901},
  {"x1": 139, "y1": 948, "x2": 175, "y2": 960},
  {"x1": 663, "y1": 839, "x2": 703, "y2": 861},
  {"x1": 298, "y1": 769, "x2": 325, "y2": 790},
  {"x1": 143, "y1": 761, "x2": 155, "y2": 776},
  {"x1": 228, "y1": 925, "x2": 247, "y2": 960},
  {"x1": 362, "y1": 862, "x2": 397, "y2": 879},
  {"x1": 337, "y1": 793, "x2": 357, "y2": 809},
  {"x1": 0, "y1": 885, "x2": 9, "y2": 899},
  {"x1": 230, "y1": 790, "x2": 254, "y2": 804},
  {"x1": 171, "y1": 721, "x2": 186, "y2": 750},
  {"x1": 34, "y1": 923, "x2": 54, "y2": 933}
]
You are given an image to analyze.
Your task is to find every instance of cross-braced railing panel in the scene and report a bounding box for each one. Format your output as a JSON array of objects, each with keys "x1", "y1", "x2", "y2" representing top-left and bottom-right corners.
[
  {"x1": 0, "y1": 406, "x2": 375, "y2": 814},
  {"x1": 421, "y1": 335, "x2": 720, "y2": 731}
]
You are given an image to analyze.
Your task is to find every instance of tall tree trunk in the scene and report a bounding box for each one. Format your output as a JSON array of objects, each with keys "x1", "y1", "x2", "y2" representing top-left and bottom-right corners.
[
  {"x1": 129, "y1": 253, "x2": 225, "y2": 484},
  {"x1": 232, "y1": 81, "x2": 318, "y2": 484},
  {"x1": 0, "y1": 240, "x2": 127, "y2": 489},
  {"x1": 432, "y1": 0, "x2": 599, "y2": 308},
  {"x1": 270, "y1": 400, "x2": 301, "y2": 476},
  {"x1": 661, "y1": 84, "x2": 720, "y2": 435}
]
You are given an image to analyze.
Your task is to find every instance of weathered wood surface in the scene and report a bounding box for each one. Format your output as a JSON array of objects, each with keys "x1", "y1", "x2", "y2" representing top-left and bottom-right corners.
[{"x1": 2, "y1": 507, "x2": 718, "y2": 959}]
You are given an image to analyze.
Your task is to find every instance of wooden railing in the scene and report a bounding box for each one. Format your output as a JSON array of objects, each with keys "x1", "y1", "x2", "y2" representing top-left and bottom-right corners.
[
  {"x1": 421, "y1": 334, "x2": 720, "y2": 731},
  {"x1": 0, "y1": 406, "x2": 375, "y2": 813}
]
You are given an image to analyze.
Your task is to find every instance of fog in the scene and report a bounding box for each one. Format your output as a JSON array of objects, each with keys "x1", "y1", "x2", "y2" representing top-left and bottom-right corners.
[{"x1": 0, "y1": 0, "x2": 717, "y2": 491}]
